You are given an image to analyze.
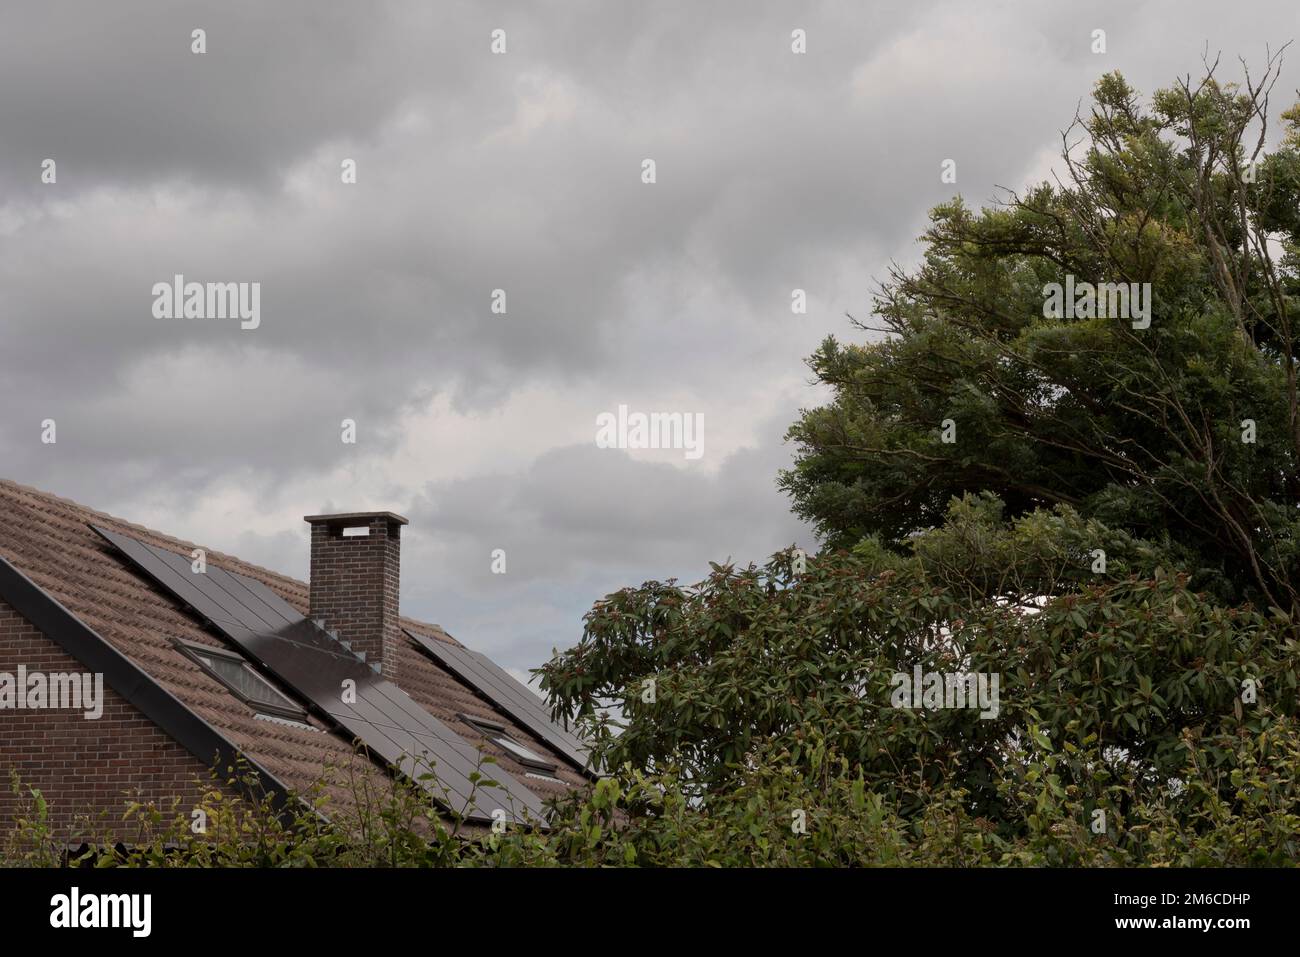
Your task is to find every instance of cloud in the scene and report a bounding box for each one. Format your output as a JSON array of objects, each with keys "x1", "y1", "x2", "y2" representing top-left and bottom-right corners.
[
  {"x1": 2, "y1": 0, "x2": 1294, "y2": 668},
  {"x1": 402, "y1": 406, "x2": 810, "y2": 668}
]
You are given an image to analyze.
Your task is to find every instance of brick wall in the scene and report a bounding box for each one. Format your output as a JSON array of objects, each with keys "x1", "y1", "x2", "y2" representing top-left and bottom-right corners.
[
  {"x1": 0, "y1": 596, "x2": 216, "y2": 845},
  {"x1": 307, "y1": 514, "x2": 404, "y2": 680}
]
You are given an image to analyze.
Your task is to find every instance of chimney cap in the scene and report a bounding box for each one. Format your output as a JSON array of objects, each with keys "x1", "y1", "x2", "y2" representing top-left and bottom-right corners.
[{"x1": 304, "y1": 511, "x2": 409, "y2": 527}]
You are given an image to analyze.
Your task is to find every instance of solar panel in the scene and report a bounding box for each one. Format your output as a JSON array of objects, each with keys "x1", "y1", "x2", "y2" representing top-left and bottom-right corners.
[
  {"x1": 92, "y1": 526, "x2": 546, "y2": 825},
  {"x1": 406, "y1": 629, "x2": 595, "y2": 776}
]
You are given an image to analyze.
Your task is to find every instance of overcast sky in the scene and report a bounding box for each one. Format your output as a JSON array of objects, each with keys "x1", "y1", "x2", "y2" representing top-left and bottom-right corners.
[{"x1": 1, "y1": 0, "x2": 1294, "y2": 677}]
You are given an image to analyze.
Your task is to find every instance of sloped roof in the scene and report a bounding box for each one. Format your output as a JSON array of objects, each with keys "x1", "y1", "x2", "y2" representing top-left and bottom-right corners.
[{"x1": 0, "y1": 478, "x2": 588, "y2": 823}]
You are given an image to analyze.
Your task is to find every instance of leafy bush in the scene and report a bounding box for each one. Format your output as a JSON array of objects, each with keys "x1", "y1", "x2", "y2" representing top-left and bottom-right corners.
[{"x1": 541, "y1": 499, "x2": 1299, "y2": 831}]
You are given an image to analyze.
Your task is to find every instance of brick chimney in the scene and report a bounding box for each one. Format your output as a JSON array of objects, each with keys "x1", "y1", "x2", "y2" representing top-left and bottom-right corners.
[{"x1": 305, "y1": 511, "x2": 408, "y2": 679}]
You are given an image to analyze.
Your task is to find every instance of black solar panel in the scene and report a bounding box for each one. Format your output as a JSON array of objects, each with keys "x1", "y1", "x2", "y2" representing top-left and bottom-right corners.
[
  {"x1": 92, "y1": 526, "x2": 546, "y2": 825},
  {"x1": 407, "y1": 629, "x2": 595, "y2": 776}
]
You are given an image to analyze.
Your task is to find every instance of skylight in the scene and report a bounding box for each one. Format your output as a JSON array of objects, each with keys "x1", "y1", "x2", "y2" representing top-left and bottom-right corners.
[
  {"x1": 178, "y1": 640, "x2": 306, "y2": 721},
  {"x1": 461, "y1": 713, "x2": 559, "y2": 773},
  {"x1": 492, "y1": 735, "x2": 554, "y2": 769}
]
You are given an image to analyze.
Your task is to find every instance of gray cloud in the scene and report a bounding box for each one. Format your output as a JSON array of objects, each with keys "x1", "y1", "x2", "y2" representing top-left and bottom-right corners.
[
  {"x1": 402, "y1": 406, "x2": 809, "y2": 668},
  {"x1": 1, "y1": 0, "x2": 1294, "y2": 666}
]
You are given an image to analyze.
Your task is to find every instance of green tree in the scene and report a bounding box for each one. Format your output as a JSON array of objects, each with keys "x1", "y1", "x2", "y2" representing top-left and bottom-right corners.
[
  {"x1": 781, "y1": 60, "x2": 1300, "y2": 615},
  {"x1": 534, "y1": 62, "x2": 1300, "y2": 854},
  {"x1": 540, "y1": 502, "x2": 1300, "y2": 828}
]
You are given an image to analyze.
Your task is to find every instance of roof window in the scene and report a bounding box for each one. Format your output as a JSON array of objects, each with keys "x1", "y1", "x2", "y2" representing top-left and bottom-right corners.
[
  {"x1": 460, "y1": 713, "x2": 559, "y2": 773},
  {"x1": 177, "y1": 639, "x2": 308, "y2": 723}
]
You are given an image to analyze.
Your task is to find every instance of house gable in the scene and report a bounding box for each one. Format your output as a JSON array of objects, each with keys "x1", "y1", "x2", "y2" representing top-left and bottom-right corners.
[{"x1": 0, "y1": 593, "x2": 222, "y2": 843}]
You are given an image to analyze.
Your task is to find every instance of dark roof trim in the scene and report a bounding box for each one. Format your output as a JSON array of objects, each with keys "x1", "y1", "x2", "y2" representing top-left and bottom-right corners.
[{"x1": 0, "y1": 553, "x2": 302, "y2": 823}]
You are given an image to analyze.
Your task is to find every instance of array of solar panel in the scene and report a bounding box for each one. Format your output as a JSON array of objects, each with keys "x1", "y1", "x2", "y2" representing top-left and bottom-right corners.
[
  {"x1": 92, "y1": 525, "x2": 546, "y2": 824},
  {"x1": 406, "y1": 629, "x2": 594, "y2": 776}
]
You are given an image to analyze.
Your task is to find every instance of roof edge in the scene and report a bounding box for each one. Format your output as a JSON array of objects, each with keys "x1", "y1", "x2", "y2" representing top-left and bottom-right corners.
[
  {"x1": 304, "y1": 511, "x2": 409, "y2": 527},
  {"x1": 0, "y1": 477, "x2": 310, "y2": 607}
]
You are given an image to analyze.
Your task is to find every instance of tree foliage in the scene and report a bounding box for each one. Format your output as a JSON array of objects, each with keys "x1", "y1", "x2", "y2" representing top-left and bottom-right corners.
[
  {"x1": 781, "y1": 59, "x2": 1300, "y2": 615},
  {"x1": 539, "y1": 499, "x2": 1300, "y2": 838}
]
